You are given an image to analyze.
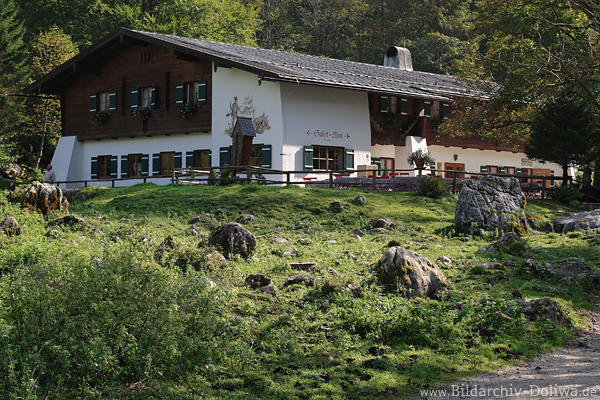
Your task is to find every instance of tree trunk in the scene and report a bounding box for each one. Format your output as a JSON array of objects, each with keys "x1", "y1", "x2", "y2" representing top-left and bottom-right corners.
[
  {"x1": 562, "y1": 161, "x2": 569, "y2": 187},
  {"x1": 35, "y1": 108, "x2": 49, "y2": 170},
  {"x1": 594, "y1": 159, "x2": 600, "y2": 189}
]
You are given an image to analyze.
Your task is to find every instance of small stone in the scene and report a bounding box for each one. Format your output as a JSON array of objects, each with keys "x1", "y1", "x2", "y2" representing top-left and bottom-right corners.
[
  {"x1": 289, "y1": 262, "x2": 317, "y2": 271},
  {"x1": 326, "y1": 239, "x2": 337, "y2": 244},
  {"x1": 284, "y1": 274, "x2": 315, "y2": 287},
  {"x1": 188, "y1": 225, "x2": 200, "y2": 236},
  {"x1": 352, "y1": 229, "x2": 365, "y2": 237},
  {"x1": 353, "y1": 234, "x2": 362, "y2": 240},
  {"x1": 0, "y1": 216, "x2": 21, "y2": 237},
  {"x1": 369, "y1": 218, "x2": 395, "y2": 230},
  {"x1": 369, "y1": 228, "x2": 387, "y2": 235},
  {"x1": 353, "y1": 195, "x2": 366, "y2": 205},
  {"x1": 481, "y1": 262, "x2": 505, "y2": 270},
  {"x1": 214, "y1": 208, "x2": 228, "y2": 216},
  {"x1": 45, "y1": 229, "x2": 59, "y2": 238},
  {"x1": 259, "y1": 284, "x2": 277, "y2": 295},
  {"x1": 237, "y1": 214, "x2": 257, "y2": 223},
  {"x1": 347, "y1": 283, "x2": 362, "y2": 297},
  {"x1": 416, "y1": 197, "x2": 428, "y2": 204},
  {"x1": 283, "y1": 248, "x2": 299, "y2": 257},
  {"x1": 244, "y1": 273, "x2": 272, "y2": 289},
  {"x1": 331, "y1": 201, "x2": 345, "y2": 211},
  {"x1": 328, "y1": 268, "x2": 341, "y2": 277},
  {"x1": 274, "y1": 237, "x2": 288, "y2": 244},
  {"x1": 298, "y1": 238, "x2": 311, "y2": 245},
  {"x1": 437, "y1": 256, "x2": 452, "y2": 266},
  {"x1": 50, "y1": 215, "x2": 84, "y2": 227}
]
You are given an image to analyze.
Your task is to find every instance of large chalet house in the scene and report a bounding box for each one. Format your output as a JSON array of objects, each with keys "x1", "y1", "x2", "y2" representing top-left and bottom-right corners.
[{"x1": 28, "y1": 28, "x2": 563, "y2": 186}]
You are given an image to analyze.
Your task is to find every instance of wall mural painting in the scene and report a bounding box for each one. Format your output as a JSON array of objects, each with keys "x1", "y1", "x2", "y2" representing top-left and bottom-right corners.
[{"x1": 225, "y1": 95, "x2": 271, "y2": 136}]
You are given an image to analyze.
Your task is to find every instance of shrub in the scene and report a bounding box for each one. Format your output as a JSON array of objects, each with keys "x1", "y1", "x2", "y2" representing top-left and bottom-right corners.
[
  {"x1": 548, "y1": 186, "x2": 583, "y2": 205},
  {"x1": 416, "y1": 176, "x2": 449, "y2": 198}
]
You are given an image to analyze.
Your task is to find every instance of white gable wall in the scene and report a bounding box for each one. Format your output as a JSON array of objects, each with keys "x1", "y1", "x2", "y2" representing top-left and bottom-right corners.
[{"x1": 280, "y1": 83, "x2": 371, "y2": 179}]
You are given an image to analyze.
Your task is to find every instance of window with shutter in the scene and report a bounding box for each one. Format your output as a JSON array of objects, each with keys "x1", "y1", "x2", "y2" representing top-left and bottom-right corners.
[
  {"x1": 108, "y1": 91, "x2": 117, "y2": 112},
  {"x1": 130, "y1": 88, "x2": 139, "y2": 110},
  {"x1": 303, "y1": 146, "x2": 314, "y2": 171},
  {"x1": 91, "y1": 156, "x2": 98, "y2": 179},
  {"x1": 400, "y1": 99, "x2": 408, "y2": 115},
  {"x1": 152, "y1": 153, "x2": 160, "y2": 175},
  {"x1": 176, "y1": 83, "x2": 184, "y2": 106},
  {"x1": 442, "y1": 103, "x2": 450, "y2": 119},
  {"x1": 261, "y1": 145, "x2": 272, "y2": 168},
  {"x1": 480, "y1": 166, "x2": 488, "y2": 173},
  {"x1": 97, "y1": 155, "x2": 112, "y2": 179},
  {"x1": 424, "y1": 102, "x2": 432, "y2": 118},
  {"x1": 141, "y1": 154, "x2": 149, "y2": 176},
  {"x1": 197, "y1": 81, "x2": 207, "y2": 104},
  {"x1": 90, "y1": 93, "x2": 97, "y2": 115},
  {"x1": 120, "y1": 155, "x2": 128, "y2": 178},
  {"x1": 186, "y1": 151, "x2": 194, "y2": 168},
  {"x1": 174, "y1": 152, "x2": 182, "y2": 169},
  {"x1": 219, "y1": 147, "x2": 230, "y2": 166},
  {"x1": 345, "y1": 149, "x2": 354, "y2": 170},
  {"x1": 379, "y1": 96, "x2": 389, "y2": 113},
  {"x1": 109, "y1": 156, "x2": 118, "y2": 178},
  {"x1": 150, "y1": 86, "x2": 157, "y2": 109}
]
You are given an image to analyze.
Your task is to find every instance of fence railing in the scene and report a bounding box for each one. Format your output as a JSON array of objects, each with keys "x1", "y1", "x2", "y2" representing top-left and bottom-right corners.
[{"x1": 13, "y1": 166, "x2": 572, "y2": 199}]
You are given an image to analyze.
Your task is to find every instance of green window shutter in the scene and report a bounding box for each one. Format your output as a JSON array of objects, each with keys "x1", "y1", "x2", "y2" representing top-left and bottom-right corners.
[
  {"x1": 174, "y1": 152, "x2": 182, "y2": 169},
  {"x1": 197, "y1": 81, "x2": 207, "y2": 104},
  {"x1": 400, "y1": 98, "x2": 408, "y2": 115},
  {"x1": 261, "y1": 144, "x2": 272, "y2": 168},
  {"x1": 379, "y1": 96, "x2": 389, "y2": 112},
  {"x1": 345, "y1": 148, "x2": 354, "y2": 170},
  {"x1": 141, "y1": 154, "x2": 149, "y2": 176},
  {"x1": 108, "y1": 91, "x2": 118, "y2": 113},
  {"x1": 516, "y1": 168, "x2": 522, "y2": 175},
  {"x1": 186, "y1": 151, "x2": 194, "y2": 168},
  {"x1": 219, "y1": 147, "x2": 230, "y2": 166},
  {"x1": 121, "y1": 155, "x2": 128, "y2": 178},
  {"x1": 209, "y1": 150, "x2": 212, "y2": 167},
  {"x1": 90, "y1": 93, "x2": 97, "y2": 114},
  {"x1": 91, "y1": 157, "x2": 98, "y2": 179},
  {"x1": 442, "y1": 103, "x2": 450, "y2": 119},
  {"x1": 109, "y1": 156, "x2": 118, "y2": 178},
  {"x1": 150, "y1": 86, "x2": 158, "y2": 109},
  {"x1": 303, "y1": 145, "x2": 313, "y2": 171},
  {"x1": 130, "y1": 88, "x2": 139, "y2": 110},
  {"x1": 480, "y1": 166, "x2": 488, "y2": 173},
  {"x1": 176, "y1": 83, "x2": 184, "y2": 106},
  {"x1": 424, "y1": 102, "x2": 432, "y2": 118},
  {"x1": 499, "y1": 166, "x2": 506, "y2": 174},
  {"x1": 152, "y1": 153, "x2": 160, "y2": 175}
]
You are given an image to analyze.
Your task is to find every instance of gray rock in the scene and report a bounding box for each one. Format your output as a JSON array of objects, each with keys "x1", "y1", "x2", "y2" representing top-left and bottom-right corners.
[
  {"x1": 189, "y1": 213, "x2": 216, "y2": 225},
  {"x1": 539, "y1": 258, "x2": 599, "y2": 284},
  {"x1": 50, "y1": 214, "x2": 84, "y2": 227},
  {"x1": 237, "y1": 214, "x2": 257, "y2": 223},
  {"x1": 283, "y1": 248, "x2": 299, "y2": 257},
  {"x1": 22, "y1": 182, "x2": 69, "y2": 215},
  {"x1": 244, "y1": 274, "x2": 272, "y2": 289},
  {"x1": 298, "y1": 238, "x2": 311, "y2": 245},
  {"x1": 259, "y1": 284, "x2": 277, "y2": 295},
  {"x1": 208, "y1": 223, "x2": 256, "y2": 259},
  {"x1": 0, "y1": 216, "x2": 21, "y2": 237},
  {"x1": 352, "y1": 229, "x2": 365, "y2": 237},
  {"x1": 45, "y1": 229, "x2": 59, "y2": 238},
  {"x1": 290, "y1": 262, "x2": 317, "y2": 271},
  {"x1": 519, "y1": 297, "x2": 567, "y2": 324},
  {"x1": 369, "y1": 218, "x2": 395, "y2": 230},
  {"x1": 437, "y1": 256, "x2": 452, "y2": 266},
  {"x1": 374, "y1": 247, "x2": 447, "y2": 297},
  {"x1": 480, "y1": 262, "x2": 505, "y2": 271},
  {"x1": 326, "y1": 239, "x2": 337, "y2": 244},
  {"x1": 188, "y1": 225, "x2": 200, "y2": 236},
  {"x1": 284, "y1": 273, "x2": 315, "y2": 287},
  {"x1": 455, "y1": 176, "x2": 528, "y2": 234},
  {"x1": 368, "y1": 227, "x2": 387, "y2": 235},
  {"x1": 484, "y1": 233, "x2": 528, "y2": 256},
  {"x1": 353, "y1": 195, "x2": 366, "y2": 205},
  {"x1": 331, "y1": 201, "x2": 345, "y2": 211},
  {"x1": 274, "y1": 237, "x2": 288, "y2": 244},
  {"x1": 554, "y1": 209, "x2": 600, "y2": 233},
  {"x1": 214, "y1": 208, "x2": 228, "y2": 216},
  {"x1": 416, "y1": 197, "x2": 428, "y2": 204},
  {"x1": 353, "y1": 234, "x2": 362, "y2": 240}
]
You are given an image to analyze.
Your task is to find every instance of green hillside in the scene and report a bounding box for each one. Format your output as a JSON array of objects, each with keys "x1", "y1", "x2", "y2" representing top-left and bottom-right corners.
[{"x1": 0, "y1": 184, "x2": 598, "y2": 399}]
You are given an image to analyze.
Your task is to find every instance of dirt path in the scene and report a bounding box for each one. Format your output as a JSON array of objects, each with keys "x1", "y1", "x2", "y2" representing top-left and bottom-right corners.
[{"x1": 421, "y1": 303, "x2": 600, "y2": 400}]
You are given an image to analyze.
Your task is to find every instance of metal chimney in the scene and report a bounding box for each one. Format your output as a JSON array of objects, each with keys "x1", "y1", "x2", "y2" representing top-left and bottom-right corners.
[{"x1": 383, "y1": 46, "x2": 413, "y2": 71}]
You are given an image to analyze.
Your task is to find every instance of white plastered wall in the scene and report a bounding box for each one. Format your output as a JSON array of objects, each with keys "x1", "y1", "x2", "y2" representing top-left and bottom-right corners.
[{"x1": 280, "y1": 83, "x2": 371, "y2": 180}]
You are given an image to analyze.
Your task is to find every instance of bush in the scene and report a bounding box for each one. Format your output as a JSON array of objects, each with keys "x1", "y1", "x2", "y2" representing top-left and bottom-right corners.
[
  {"x1": 416, "y1": 176, "x2": 449, "y2": 198},
  {"x1": 548, "y1": 186, "x2": 583, "y2": 205}
]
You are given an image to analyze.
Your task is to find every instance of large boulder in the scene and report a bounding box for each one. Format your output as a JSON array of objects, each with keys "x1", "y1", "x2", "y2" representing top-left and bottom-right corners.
[
  {"x1": 374, "y1": 247, "x2": 447, "y2": 297},
  {"x1": 0, "y1": 217, "x2": 21, "y2": 237},
  {"x1": 455, "y1": 176, "x2": 527, "y2": 234},
  {"x1": 208, "y1": 223, "x2": 256, "y2": 259},
  {"x1": 22, "y1": 182, "x2": 69, "y2": 215},
  {"x1": 554, "y1": 209, "x2": 600, "y2": 233},
  {"x1": 519, "y1": 297, "x2": 567, "y2": 324}
]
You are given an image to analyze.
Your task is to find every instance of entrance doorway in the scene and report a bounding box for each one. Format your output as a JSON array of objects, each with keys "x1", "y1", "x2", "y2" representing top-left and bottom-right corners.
[
  {"x1": 444, "y1": 163, "x2": 465, "y2": 178},
  {"x1": 381, "y1": 157, "x2": 394, "y2": 177}
]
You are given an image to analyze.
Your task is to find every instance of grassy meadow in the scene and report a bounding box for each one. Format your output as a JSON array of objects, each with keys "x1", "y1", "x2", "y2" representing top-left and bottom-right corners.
[{"x1": 0, "y1": 183, "x2": 598, "y2": 399}]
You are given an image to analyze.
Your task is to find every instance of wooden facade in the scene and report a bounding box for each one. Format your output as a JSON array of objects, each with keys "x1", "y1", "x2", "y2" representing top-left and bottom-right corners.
[
  {"x1": 369, "y1": 93, "x2": 522, "y2": 153},
  {"x1": 61, "y1": 41, "x2": 212, "y2": 141}
]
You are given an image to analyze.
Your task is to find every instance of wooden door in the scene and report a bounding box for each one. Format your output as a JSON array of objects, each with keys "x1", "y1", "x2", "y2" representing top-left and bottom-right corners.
[
  {"x1": 533, "y1": 169, "x2": 552, "y2": 188},
  {"x1": 381, "y1": 157, "x2": 394, "y2": 177},
  {"x1": 444, "y1": 163, "x2": 465, "y2": 178}
]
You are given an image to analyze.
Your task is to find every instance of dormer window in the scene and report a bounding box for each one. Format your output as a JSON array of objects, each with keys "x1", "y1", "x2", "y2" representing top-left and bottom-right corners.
[
  {"x1": 130, "y1": 86, "x2": 157, "y2": 111},
  {"x1": 176, "y1": 81, "x2": 207, "y2": 106},
  {"x1": 90, "y1": 90, "x2": 117, "y2": 122}
]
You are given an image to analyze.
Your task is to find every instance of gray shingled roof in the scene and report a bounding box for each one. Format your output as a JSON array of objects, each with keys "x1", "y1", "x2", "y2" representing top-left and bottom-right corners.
[{"x1": 130, "y1": 29, "x2": 476, "y2": 101}]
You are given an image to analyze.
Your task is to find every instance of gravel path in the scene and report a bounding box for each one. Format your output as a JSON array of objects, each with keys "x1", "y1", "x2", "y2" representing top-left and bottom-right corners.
[{"x1": 421, "y1": 303, "x2": 600, "y2": 400}]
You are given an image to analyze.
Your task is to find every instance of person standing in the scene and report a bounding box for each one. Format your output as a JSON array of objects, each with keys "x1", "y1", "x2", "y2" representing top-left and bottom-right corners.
[{"x1": 44, "y1": 164, "x2": 56, "y2": 183}]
